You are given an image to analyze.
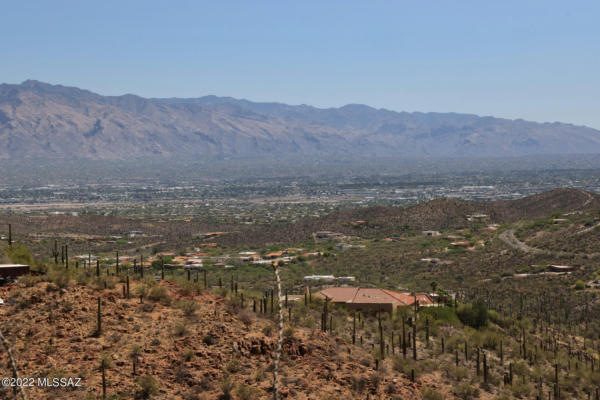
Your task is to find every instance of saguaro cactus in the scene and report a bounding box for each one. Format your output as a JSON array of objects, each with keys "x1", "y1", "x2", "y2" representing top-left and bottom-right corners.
[
  {"x1": 352, "y1": 312, "x2": 356, "y2": 345},
  {"x1": 476, "y1": 347, "x2": 481, "y2": 376},
  {"x1": 483, "y1": 352, "x2": 488, "y2": 383},
  {"x1": 413, "y1": 320, "x2": 417, "y2": 360},
  {"x1": 52, "y1": 240, "x2": 59, "y2": 265},
  {"x1": 96, "y1": 297, "x2": 102, "y2": 336},
  {"x1": 379, "y1": 323, "x2": 385, "y2": 360},
  {"x1": 101, "y1": 358, "x2": 107, "y2": 400},
  {"x1": 271, "y1": 262, "x2": 284, "y2": 400},
  {"x1": 8, "y1": 223, "x2": 12, "y2": 246},
  {"x1": 402, "y1": 317, "x2": 407, "y2": 359}
]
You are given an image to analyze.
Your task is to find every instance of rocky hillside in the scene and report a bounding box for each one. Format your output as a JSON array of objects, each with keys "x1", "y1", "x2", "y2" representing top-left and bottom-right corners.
[
  {"x1": 2, "y1": 80, "x2": 600, "y2": 160},
  {"x1": 0, "y1": 279, "x2": 425, "y2": 400},
  {"x1": 215, "y1": 188, "x2": 600, "y2": 246}
]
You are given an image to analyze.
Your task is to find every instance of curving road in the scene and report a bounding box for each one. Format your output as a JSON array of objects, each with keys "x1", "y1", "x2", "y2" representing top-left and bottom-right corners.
[
  {"x1": 500, "y1": 228, "x2": 600, "y2": 258},
  {"x1": 499, "y1": 229, "x2": 545, "y2": 254}
]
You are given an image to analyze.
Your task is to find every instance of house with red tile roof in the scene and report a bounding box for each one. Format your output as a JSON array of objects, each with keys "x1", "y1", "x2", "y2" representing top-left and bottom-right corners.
[{"x1": 314, "y1": 287, "x2": 433, "y2": 313}]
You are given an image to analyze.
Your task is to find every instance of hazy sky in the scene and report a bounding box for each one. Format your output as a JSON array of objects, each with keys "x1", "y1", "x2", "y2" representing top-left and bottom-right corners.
[{"x1": 2, "y1": 1, "x2": 599, "y2": 128}]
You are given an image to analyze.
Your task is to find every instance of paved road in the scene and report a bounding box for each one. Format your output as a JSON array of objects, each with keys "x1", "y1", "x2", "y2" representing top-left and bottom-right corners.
[
  {"x1": 576, "y1": 222, "x2": 600, "y2": 235},
  {"x1": 500, "y1": 228, "x2": 600, "y2": 258},
  {"x1": 499, "y1": 229, "x2": 545, "y2": 254}
]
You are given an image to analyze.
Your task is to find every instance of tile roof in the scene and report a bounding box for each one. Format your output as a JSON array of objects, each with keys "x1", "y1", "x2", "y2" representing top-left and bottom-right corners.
[{"x1": 315, "y1": 287, "x2": 433, "y2": 306}]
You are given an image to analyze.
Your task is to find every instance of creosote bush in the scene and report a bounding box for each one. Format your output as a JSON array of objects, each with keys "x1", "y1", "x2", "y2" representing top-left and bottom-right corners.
[
  {"x1": 177, "y1": 299, "x2": 198, "y2": 317},
  {"x1": 218, "y1": 375, "x2": 234, "y2": 400},
  {"x1": 238, "y1": 310, "x2": 254, "y2": 329},
  {"x1": 174, "y1": 320, "x2": 188, "y2": 336},
  {"x1": 422, "y1": 387, "x2": 444, "y2": 400},
  {"x1": 453, "y1": 382, "x2": 479, "y2": 400},
  {"x1": 235, "y1": 384, "x2": 261, "y2": 400},
  {"x1": 135, "y1": 375, "x2": 159, "y2": 399},
  {"x1": 148, "y1": 285, "x2": 172, "y2": 305},
  {"x1": 225, "y1": 358, "x2": 241, "y2": 373}
]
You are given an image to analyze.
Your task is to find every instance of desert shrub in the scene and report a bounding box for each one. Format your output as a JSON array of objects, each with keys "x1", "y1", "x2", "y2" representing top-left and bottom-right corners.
[
  {"x1": 367, "y1": 372, "x2": 383, "y2": 388},
  {"x1": 235, "y1": 384, "x2": 261, "y2": 400},
  {"x1": 575, "y1": 280, "x2": 586, "y2": 290},
  {"x1": 48, "y1": 268, "x2": 71, "y2": 289},
  {"x1": 493, "y1": 390, "x2": 512, "y2": 400},
  {"x1": 512, "y1": 360, "x2": 530, "y2": 377},
  {"x1": 100, "y1": 353, "x2": 113, "y2": 369},
  {"x1": 385, "y1": 382, "x2": 397, "y2": 395},
  {"x1": 176, "y1": 299, "x2": 198, "y2": 317},
  {"x1": 225, "y1": 358, "x2": 241, "y2": 373},
  {"x1": 302, "y1": 315, "x2": 315, "y2": 329},
  {"x1": 148, "y1": 286, "x2": 171, "y2": 305},
  {"x1": 421, "y1": 306, "x2": 460, "y2": 325},
  {"x1": 350, "y1": 375, "x2": 369, "y2": 394},
  {"x1": 174, "y1": 320, "x2": 188, "y2": 336},
  {"x1": 283, "y1": 326, "x2": 295, "y2": 338},
  {"x1": 453, "y1": 383, "x2": 479, "y2": 400},
  {"x1": 262, "y1": 324, "x2": 273, "y2": 336},
  {"x1": 135, "y1": 285, "x2": 148, "y2": 300},
  {"x1": 130, "y1": 345, "x2": 142, "y2": 359},
  {"x1": 219, "y1": 376, "x2": 234, "y2": 400},
  {"x1": 20, "y1": 274, "x2": 41, "y2": 287},
  {"x1": 457, "y1": 301, "x2": 489, "y2": 329},
  {"x1": 392, "y1": 356, "x2": 433, "y2": 378},
  {"x1": 422, "y1": 387, "x2": 444, "y2": 400},
  {"x1": 135, "y1": 375, "x2": 158, "y2": 399},
  {"x1": 238, "y1": 310, "x2": 254, "y2": 329},
  {"x1": 174, "y1": 365, "x2": 189, "y2": 384},
  {"x1": 253, "y1": 368, "x2": 265, "y2": 382},
  {"x1": 183, "y1": 349, "x2": 195, "y2": 362},
  {"x1": 444, "y1": 333, "x2": 466, "y2": 352},
  {"x1": 6, "y1": 243, "x2": 34, "y2": 265},
  {"x1": 510, "y1": 380, "x2": 533, "y2": 398},
  {"x1": 139, "y1": 303, "x2": 155, "y2": 313},
  {"x1": 481, "y1": 331, "x2": 503, "y2": 350},
  {"x1": 441, "y1": 363, "x2": 469, "y2": 381},
  {"x1": 178, "y1": 280, "x2": 198, "y2": 296},
  {"x1": 202, "y1": 334, "x2": 215, "y2": 346}
]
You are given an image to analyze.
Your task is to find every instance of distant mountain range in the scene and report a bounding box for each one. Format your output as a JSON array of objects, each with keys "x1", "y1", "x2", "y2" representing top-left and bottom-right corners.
[{"x1": 1, "y1": 80, "x2": 600, "y2": 160}]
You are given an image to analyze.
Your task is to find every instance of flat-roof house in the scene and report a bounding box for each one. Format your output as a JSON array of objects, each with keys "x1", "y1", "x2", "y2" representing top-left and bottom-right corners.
[
  {"x1": 548, "y1": 265, "x2": 576, "y2": 273},
  {"x1": 304, "y1": 275, "x2": 335, "y2": 282},
  {"x1": 0, "y1": 264, "x2": 30, "y2": 280},
  {"x1": 450, "y1": 241, "x2": 471, "y2": 248},
  {"x1": 314, "y1": 287, "x2": 433, "y2": 313},
  {"x1": 422, "y1": 231, "x2": 441, "y2": 237}
]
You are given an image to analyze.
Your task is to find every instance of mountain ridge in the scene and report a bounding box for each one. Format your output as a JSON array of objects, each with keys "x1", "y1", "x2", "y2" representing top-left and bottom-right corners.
[{"x1": 1, "y1": 80, "x2": 600, "y2": 160}]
